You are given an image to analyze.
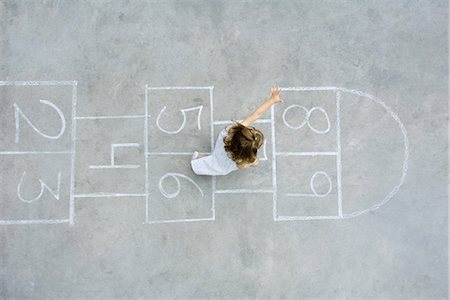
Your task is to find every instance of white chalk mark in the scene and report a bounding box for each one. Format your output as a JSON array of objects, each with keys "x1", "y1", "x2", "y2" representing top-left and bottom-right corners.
[
  {"x1": 336, "y1": 90, "x2": 343, "y2": 217},
  {"x1": 144, "y1": 85, "x2": 149, "y2": 223},
  {"x1": 158, "y1": 173, "x2": 204, "y2": 199},
  {"x1": 17, "y1": 171, "x2": 61, "y2": 203},
  {"x1": 271, "y1": 105, "x2": 278, "y2": 220},
  {"x1": 69, "y1": 81, "x2": 77, "y2": 226},
  {"x1": 0, "y1": 81, "x2": 77, "y2": 86},
  {"x1": 0, "y1": 219, "x2": 71, "y2": 225},
  {"x1": 89, "y1": 143, "x2": 140, "y2": 169},
  {"x1": 215, "y1": 189, "x2": 273, "y2": 194},
  {"x1": 282, "y1": 105, "x2": 308, "y2": 129},
  {"x1": 76, "y1": 115, "x2": 145, "y2": 120},
  {"x1": 275, "y1": 215, "x2": 342, "y2": 221},
  {"x1": 209, "y1": 87, "x2": 216, "y2": 220},
  {"x1": 14, "y1": 100, "x2": 66, "y2": 143},
  {"x1": 147, "y1": 86, "x2": 214, "y2": 90},
  {"x1": 146, "y1": 152, "x2": 210, "y2": 156},
  {"x1": 213, "y1": 119, "x2": 272, "y2": 125},
  {"x1": 336, "y1": 87, "x2": 409, "y2": 219},
  {"x1": 259, "y1": 140, "x2": 268, "y2": 161},
  {"x1": 275, "y1": 152, "x2": 337, "y2": 156},
  {"x1": 144, "y1": 217, "x2": 214, "y2": 224},
  {"x1": 282, "y1": 105, "x2": 330, "y2": 134},
  {"x1": 280, "y1": 87, "x2": 338, "y2": 91},
  {"x1": 0, "y1": 151, "x2": 72, "y2": 155},
  {"x1": 74, "y1": 193, "x2": 146, "y2": 198},
  {"x1": 310, "y1": 171, "x2": 332, "y2": 197},
  {"x1": 283, "y1": 171, "x2": 332, "y2": 198},
  {"x1": 156, "y1": 105, "x2": 203, "y2": 134}
]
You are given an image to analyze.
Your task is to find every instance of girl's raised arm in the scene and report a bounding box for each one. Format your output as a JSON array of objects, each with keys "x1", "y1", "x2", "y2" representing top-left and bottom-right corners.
[{"x1": 241, "y1": 85, "x2": 283, "y2": 127}]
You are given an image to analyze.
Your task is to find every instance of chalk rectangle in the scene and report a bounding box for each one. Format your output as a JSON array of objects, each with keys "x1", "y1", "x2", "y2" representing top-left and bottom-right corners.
[
  {"x1": 0, "y1": 81, "x2": 76, "y2": 152},
  {"x1": 0, "y1": 81, "x2": 76, "y2": 225},
  {"x1": 146, "y1": 87, "x2": 213, "y2": 153},
  {"x1": 274, "y1": 155, "x2": 339, "y2": 219},
  {"x1": 274, "y1": 90, "x2": 337, "y2": 153},
  {"x1": 0, "y1": 155, "x2": 72, "y2": 222},
  {"x1": 145, "y1": 155, "x2": 214, "y2": 223}
]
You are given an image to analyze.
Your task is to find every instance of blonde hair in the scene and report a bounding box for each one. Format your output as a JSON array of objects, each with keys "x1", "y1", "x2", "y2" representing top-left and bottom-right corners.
[{"x1": 223, "y1": 122, "x2": 264, "y2": 169}]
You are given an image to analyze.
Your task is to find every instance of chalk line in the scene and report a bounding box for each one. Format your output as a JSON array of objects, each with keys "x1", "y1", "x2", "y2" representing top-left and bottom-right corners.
[
  {"x1": 146, "y1": 86, "x2": 214, "y2": 90},
  {"x1": 144, "y1": 85, "x2": 149, "y2": 223},
  {"x1": 275, "y1": 215, "x2": 343, "y2": 221},
  {"x1": 156, "y1": 105, "x2": 203, "y2": 134},
  {"x1": 336, "y1": 90, "x2": 343, "y2": 217},
  {"x1": 215, "y1": 189, "x2": 273, "y2": 194},
  {"x1": 74, "y1": 193, "x2": 146, "y2": 198},
  {"x1": 70, "y1": 81, "x2": 77, "y2": 226},
  {"x1": 0, "y1": 151, "x2": 72, "y2": 155},
  {"x1": 146, "y1": 152, "x2": 210, "y2": 156},
  {"x1": 210, "y1": 87, "x2": 216, "y2": 220},
  {"x1": 144, "y1": 217, "x2": 214, "y2": 224},
  {"x1": 271, "y1": 105, "x2": 278, "y2": 220},
  {"x1": 76, "y1": 115, "x2": 145, "y2": 120},
  {"x1": 17, "y1": 171, "x2": 61, "y2": 203},
  {"x1": 275, "y1": 152, "x2": 337, "y2": 156},
  {"x1": 213, "y1": 119, "x2": 271, "y2": 125},
  {"x1": 0, "y1": 219, "x2": 71, "y2": 225},
  {"x1": 0, "y1": 80, "x2": 77, "y2": 86}
]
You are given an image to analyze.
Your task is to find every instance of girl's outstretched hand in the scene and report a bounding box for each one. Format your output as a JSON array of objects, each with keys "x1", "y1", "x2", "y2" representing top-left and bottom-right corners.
[{"x1": 270, "y1": 85, "x2": 283, "y2": 104}]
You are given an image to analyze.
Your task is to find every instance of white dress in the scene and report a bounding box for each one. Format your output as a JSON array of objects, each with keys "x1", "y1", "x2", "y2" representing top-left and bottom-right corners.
[{"x1": 191, "y1": 126, "x2": 239, "y2": 176}]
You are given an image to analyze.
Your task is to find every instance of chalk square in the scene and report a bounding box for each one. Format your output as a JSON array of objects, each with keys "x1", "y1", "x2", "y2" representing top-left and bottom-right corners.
[
  {"x1": 274, "y1": 90, "x2": 337, "y2": 153},
  {"x1": 147, "y1": 87, "x2": 213, "y2": 153},
  {"x1": 214, "y1": 123, "x2": 273, "y2": 191},
  {"x1": 146, "y1": 155, "x2": 213, "y2": 222},
  {"x1": 275, "y1": 155, "x2": 339, "y2": 217},
  {"x1": 0, "y1": 81, "x2": 76, "y2": 152},
  {"x1": 75, "y1": 118, "x2": 145, "y2": 195},
  {"x1": 0, "y1": 154, "x2": 71, "y2": 221}
]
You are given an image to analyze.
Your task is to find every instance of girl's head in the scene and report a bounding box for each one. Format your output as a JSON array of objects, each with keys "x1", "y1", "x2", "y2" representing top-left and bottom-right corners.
[{"x1": 223, "y1": 122, "x2": 264, "y2": 169}]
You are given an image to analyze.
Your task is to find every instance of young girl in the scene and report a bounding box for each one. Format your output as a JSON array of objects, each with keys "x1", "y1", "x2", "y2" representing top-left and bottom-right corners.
[{"x1": 191, "y1": 85, "x2": 283, "y2": 175}]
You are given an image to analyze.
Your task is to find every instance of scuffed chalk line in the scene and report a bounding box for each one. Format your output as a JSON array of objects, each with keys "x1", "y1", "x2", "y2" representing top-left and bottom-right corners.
[
  {"x1": 215, "y1": 189, "x2": 273, "y2": 194},
  {"x1": 147, "y1": 86, "x2": 214, "y2": 90},
  {"x1": 213, "y1": 119, "x2": 271, "y2": 125},
  {"x1": 76, "y1": 115, "x2": 146, "y2": 120},
  {"x1": 0, "y1": 80, "x2": 77, "y2": 86},
  {"x1": 144, "y1": 217, "x2": 215, "y2": 224},
  {"x1": 75, "y1": 193, "x2": 146, "y2": 198},
  {"x1": 0, "y1": 219, "x2": 70, "y2": 225}
]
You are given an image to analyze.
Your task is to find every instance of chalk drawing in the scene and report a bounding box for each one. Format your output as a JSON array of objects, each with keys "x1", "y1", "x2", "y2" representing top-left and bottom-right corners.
[
  {"x1": 282, "y1": 104, "x2": 331, "y2": 134},
  {"x1": 158, "y1": 173, "x2": 204, "y2": 198},
  {"x1": 284, "y1": 171, "x2": 332, "y2": 198},
  {"x1": 17, "y1": 171, "x2": 61, "y2": 203},
  {"x1": 156, "y1": 105, "x2": 203, "y2": 134},
  {"x1": 1, "y1": 83, "x2": 408, "y2": 225},
  {"x1": 145, "y1": 86, "x2": 215, "y2": 224},
  {"x1": 90, "y1": 143, "x2": 140, "y2": 169},
  {"x1": 0, "y1": 80, "x2": 76, "y2": 226},
  {"x1": 14, "y1": 100, "x2": 66, "y2": 143}
]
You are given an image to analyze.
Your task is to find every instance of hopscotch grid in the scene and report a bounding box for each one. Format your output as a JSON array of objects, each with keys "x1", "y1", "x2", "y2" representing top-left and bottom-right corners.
[{"x1": 145, "y1": 217, "x2": 214, "y2": 224}]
